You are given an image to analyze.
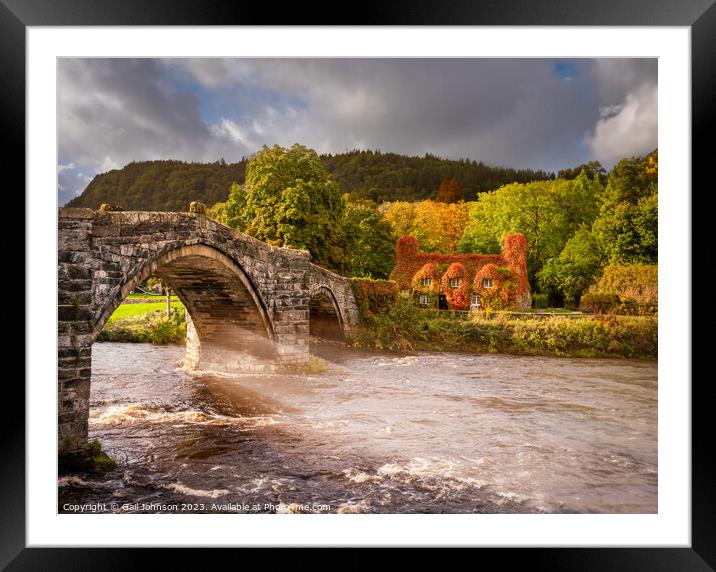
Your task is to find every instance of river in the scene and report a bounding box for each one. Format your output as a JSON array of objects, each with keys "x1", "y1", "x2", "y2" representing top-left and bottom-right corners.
[{"x1": 58, "y1": 343, "x2": 657, "y2": 514}]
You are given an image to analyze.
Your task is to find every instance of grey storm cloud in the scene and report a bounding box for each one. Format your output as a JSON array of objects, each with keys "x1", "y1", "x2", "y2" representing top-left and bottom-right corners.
[{"x1": 57, "y1": 58, "x2": 657, "y2": 205}]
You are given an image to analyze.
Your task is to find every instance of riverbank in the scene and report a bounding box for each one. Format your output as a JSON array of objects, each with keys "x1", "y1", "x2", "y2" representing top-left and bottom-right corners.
[
  {"x1": 97, "y1": 299, "x2": 657, "y2": 359},
  {"x1": 97, "y1": 303, "x2": 186, "y2": 344},
  {"x1": 347, "y1": 300, "x2": 657, "y2": 359}
]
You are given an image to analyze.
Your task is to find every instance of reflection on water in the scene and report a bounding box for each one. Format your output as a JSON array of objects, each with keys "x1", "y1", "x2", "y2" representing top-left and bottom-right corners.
[{"x1": 59, "y1": 343, "x2": 657, "y2": 513}]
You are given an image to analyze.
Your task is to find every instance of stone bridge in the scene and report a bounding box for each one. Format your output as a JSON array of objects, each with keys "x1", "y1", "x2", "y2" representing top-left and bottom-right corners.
[{"x1": 58, "y1": 208, "x2": 359, "y2": 457}]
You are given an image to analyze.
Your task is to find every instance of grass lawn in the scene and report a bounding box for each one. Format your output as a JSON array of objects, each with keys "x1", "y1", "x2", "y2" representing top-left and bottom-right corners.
[
  {"x1": 126, "y1": 293, "x2": 179, "y2": 300},
  {"x1": 108, "y1": 301, "x2": 185, "y2": 323},
  {"x1": 507, "y1": 307, "x2": 582, "y2": 315}
]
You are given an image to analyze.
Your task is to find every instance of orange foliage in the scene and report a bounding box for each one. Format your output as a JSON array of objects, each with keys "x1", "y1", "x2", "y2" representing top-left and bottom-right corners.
[
  {"x1": 351, "y1": 278, "x2": 399, "y2": 319},
  {"x1": 435, "y1": 177, "x2": 464, "y2": 203},
  {"x1": 382, "y1": 200, "x2": 468, "y2": 254},
  {"x1": 473, "y1": 264, "x2": 518, "y2": 310}
]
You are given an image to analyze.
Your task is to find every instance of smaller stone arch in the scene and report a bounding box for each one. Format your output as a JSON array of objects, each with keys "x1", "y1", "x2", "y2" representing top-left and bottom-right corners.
[{"x1": 309, "y1": 285, "x2": 346, "y2": 341}]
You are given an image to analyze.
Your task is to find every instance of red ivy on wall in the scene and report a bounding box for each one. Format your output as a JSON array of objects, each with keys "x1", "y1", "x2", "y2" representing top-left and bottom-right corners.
[
  {"x1": 411, "y1": 263, "x2": 441, "y2": 294},
  {"x1": 473, "y1": 264, "x2": 518, "y2": 310},
  {"x1": 440, "y1": 263, "x2": 469, "y2": 310},
  {"x1": 389, "y1": 232, "x2": 531, "y2": 310}
]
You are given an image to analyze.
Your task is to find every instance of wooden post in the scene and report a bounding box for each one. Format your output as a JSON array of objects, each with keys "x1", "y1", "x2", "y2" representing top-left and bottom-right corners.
[{"x1": 166, "y1": 288, "x2": 171, "y2": 317}]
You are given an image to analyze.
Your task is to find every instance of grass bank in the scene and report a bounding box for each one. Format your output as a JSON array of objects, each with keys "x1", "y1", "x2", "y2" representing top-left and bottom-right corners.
[
  {"x1": 106, "y1": 301, "x2": 183, "y2": 321},
  {"x1": 97, "y1": 302, "x2": 186, "y2": 344},
  {"x1": 348, "y1": 300, "x2": 657, "y2": 359}
]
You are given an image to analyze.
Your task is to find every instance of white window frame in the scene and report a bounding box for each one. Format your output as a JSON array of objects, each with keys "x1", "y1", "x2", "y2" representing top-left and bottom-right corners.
[
  {"x1": 449, "y1": 277, "x2": 461, "y2": 288},
  {"x1": 420, "y1": 277, "x2": 431, "y2": 287},
  {"x1": 419, "y1": 294, "x2": 429, "y2": 306},
  {"x1": 471, "y1": 294, "x2": 481, "y2": 308},
  {"x1": 483, "y1": 278, "x2": 494, "y2": 289}
]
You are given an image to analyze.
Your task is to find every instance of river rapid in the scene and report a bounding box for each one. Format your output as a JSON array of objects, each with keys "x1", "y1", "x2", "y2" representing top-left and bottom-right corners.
[{"x1": 59, "y1": 343, "x2": 657, "y2": 514}]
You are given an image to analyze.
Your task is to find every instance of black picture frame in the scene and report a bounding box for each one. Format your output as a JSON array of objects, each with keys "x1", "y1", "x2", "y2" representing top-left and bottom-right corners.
[{"x1": 8, "y1": 0, "x2": 712, "y2": 567}]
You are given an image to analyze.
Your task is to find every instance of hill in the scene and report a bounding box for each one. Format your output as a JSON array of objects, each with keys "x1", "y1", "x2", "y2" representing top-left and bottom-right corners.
[
  {"x1": 66, "y1": 159, "x2": 246, "y2": 211},
  {"x1": 67, "y1": 150, "x2": 558, "y2": 210},
  {"x1": 323, "y1": 150, "x2": 555, "y2": 202}
]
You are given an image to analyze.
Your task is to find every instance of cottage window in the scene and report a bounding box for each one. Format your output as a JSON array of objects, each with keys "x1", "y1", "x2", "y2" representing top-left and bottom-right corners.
[
  {"x1": 449, "y1": 277, "x2": 461, "y2": 289},
  {"x1": 419, "y1": 294, "x2": 429, "y2": 306},
  {"x1": 471, "y1": 294, "x2": 481, "y2": 308},
  {"x1": 483, "y1": 278, "x2": 494, "y2": 288},
  {"x1": 420, "y1": 277, "x2": 432, "y2": 287}
]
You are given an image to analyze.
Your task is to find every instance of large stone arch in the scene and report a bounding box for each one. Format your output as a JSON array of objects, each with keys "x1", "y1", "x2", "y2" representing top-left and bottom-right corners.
[
  {"x1": 93, "y1": 243, "x2": 274, "y2": 341},
  {"x1": 94, "y1": 243, "x2": 280, "y2": 373}
]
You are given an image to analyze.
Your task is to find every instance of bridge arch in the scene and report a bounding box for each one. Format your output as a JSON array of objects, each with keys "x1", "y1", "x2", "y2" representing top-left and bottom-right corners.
[
  {"x1": 93, "y1": 242, "x2": 275, "y2": 342},
  {"x1": 309, "y1": 285, "x2": 346, "y2": 341}
]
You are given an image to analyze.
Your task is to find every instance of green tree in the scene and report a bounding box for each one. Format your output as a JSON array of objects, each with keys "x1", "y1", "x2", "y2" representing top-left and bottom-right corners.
[
  {"x1": 458, "y1": 174, "x2": 601, "y2": 286},
  {"x1": 342, "y1": 197, "x2": 396, "y2": 278},
  {"x1": 538, "y1": 227, "x2": 604, "y2": 306},
  {"x1": 592, "y1": 151, "x2": 658, "y2": 264},
  {"x1": 208, "y1": 181, "x2": 247, "y2": 229},
  {"x1": 212, "y1": 144, "x2": 348, "y2": 271}
]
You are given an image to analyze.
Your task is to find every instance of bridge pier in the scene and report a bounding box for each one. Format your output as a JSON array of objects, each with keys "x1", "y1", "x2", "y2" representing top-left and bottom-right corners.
[
  {"x1": 58, "y1": 210, "x2": 96, "y2": 456},
  {"x1": 183, "y1": 313, "x2": 309, "y2": 372}
]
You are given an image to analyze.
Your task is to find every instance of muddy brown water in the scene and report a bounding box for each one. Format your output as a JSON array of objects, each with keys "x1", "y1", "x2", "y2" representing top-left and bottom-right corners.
[{"x1": 58, "y1": 343, "x2": 657, "y2": 514}]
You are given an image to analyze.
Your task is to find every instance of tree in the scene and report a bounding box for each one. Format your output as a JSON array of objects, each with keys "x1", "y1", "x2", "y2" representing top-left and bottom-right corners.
[
  {"x1": 381, "y1": 200, "x2": 469, "y2": 254},
  {"x1": 208, "y1": 181, "x2": 247, "y2": 229},
  {"x1": 342, "y1": 197, "x2": 396, "y2": 278},
  {"x1": 538, "y1": 227, "x2": 604, "y2": 306},
  {"x1": 211, "y1": 144, "x2": 348, "y2": 271},
  {"x1": 458, "y1": 174, "x2": 601, "y2": 287},
  {"x1": 435, "y1": 177, "x2": 464, "y2": 203},
  {"x1": 591, "y1": 151, "x2": 658, "y2": 264},
  {"x1": 557, "y1": 160, "x2": 606, "y2": 182}
]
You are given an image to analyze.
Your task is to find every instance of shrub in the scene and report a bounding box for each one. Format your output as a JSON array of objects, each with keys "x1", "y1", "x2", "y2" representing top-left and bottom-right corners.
[
  {"x1": 347, "y1": 300, "x2": 657, "y2": 359},
  {"x1": 532, "y1": 293, "x2": 549, "y2": 309},
  {"x1": 579, "y1": 292, "x2": 620, "y2": 314},
  {"x1": 97, "y1": 307, "x2": 187, "y2": 344},
  {"x1": 586, "y1": 263, "x2": 657, "y2": 315},
  {"x1": 351, "y1": 278, "x2": 399, "y2": 320}
]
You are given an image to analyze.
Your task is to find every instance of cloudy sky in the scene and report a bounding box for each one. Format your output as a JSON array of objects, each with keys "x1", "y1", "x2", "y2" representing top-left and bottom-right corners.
[{"x1": 57, "y1": 58, "x2": 657, "y2": 205}]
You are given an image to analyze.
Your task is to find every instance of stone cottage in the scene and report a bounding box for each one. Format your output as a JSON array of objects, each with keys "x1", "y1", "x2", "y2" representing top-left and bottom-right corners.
[{"x1": 388, "y1": 233, "x2": 531, "y2": 311}]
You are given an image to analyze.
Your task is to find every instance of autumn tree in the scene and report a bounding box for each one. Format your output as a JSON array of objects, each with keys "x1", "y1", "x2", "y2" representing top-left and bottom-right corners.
[
  {"x1": 382, "y1": 200, "x2": 469, "y2": 254},
  {"x1": 434, "y1": 177, "x2": 464, "y2": 203}
]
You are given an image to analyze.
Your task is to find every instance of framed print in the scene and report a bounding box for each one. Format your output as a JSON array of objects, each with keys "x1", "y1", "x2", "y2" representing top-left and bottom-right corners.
[{"x1": 8, "y1": 0, "x2": 713, "y2": 567}]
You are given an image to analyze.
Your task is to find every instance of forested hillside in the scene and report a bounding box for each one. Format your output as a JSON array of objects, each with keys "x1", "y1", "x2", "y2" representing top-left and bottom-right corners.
[
  {"x1": 66, "y1": 150, "x2": 557, "y2": 210},
  {"x1": 322, "y1": 150, "x2": 555, "y2": 202},
  {"x1": 66, "y1": 159, "x2": 246, "y2": 211}
]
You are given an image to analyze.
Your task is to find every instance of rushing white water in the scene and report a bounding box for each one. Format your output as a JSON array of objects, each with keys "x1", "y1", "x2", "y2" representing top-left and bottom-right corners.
[{"x1": 59, "y1": 343, "x2": 657, "y2": 513}]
